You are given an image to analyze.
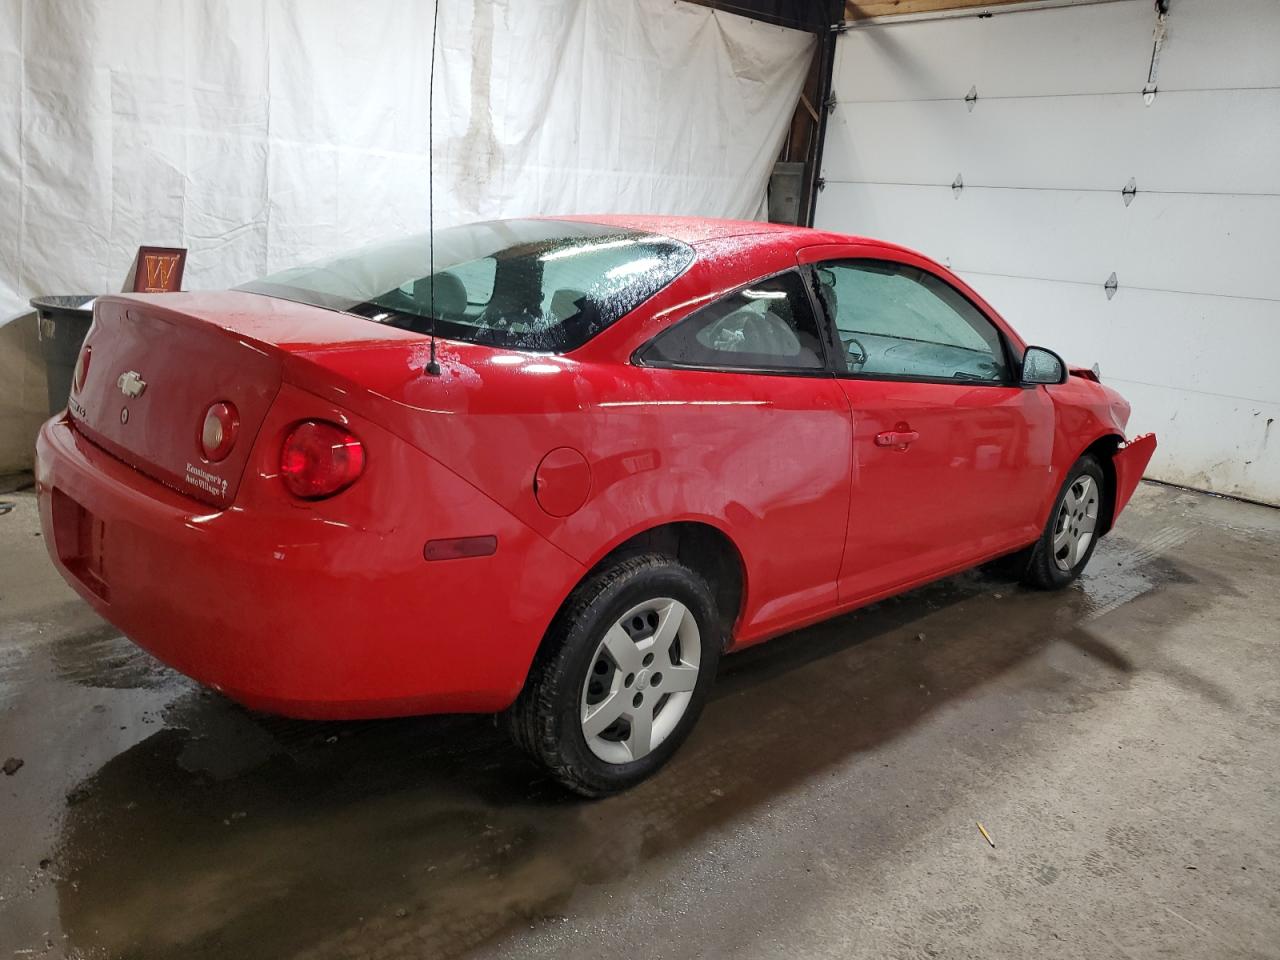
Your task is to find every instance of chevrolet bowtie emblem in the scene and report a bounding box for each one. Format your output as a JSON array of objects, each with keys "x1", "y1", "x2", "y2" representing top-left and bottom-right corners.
[{"x1": 117, "y1": 370, "x2": 147, "y2": 398}]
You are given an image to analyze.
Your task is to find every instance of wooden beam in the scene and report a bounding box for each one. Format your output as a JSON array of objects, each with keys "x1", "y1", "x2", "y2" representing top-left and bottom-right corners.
[
  {"x1": 845, "y1": 0, "x2": 1032, "y2": 19},
  {"x1": 798, "y1": 93, "x2": 822, "y2": 126}
]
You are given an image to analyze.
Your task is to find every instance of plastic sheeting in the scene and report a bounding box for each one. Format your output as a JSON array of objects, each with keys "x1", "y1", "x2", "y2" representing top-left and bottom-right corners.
[{"x1": 0, "y1": 0, "x2": 814, "y2": 321}]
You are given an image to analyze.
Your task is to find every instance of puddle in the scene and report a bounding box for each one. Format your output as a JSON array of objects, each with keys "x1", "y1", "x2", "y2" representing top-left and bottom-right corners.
[{"x1": 49, "y1": 623, "x2": 185, "y2": 691}]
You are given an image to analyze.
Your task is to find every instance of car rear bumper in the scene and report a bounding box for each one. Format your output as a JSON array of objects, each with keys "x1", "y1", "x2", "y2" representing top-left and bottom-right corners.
[{"x1": 35, "y1": 414, "x2": 581, "y2": 719}]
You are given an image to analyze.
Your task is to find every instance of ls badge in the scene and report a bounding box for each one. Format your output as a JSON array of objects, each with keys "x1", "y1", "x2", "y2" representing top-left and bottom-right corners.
[{"x1": 117, "y1": 371, "x2": 147, "y2": 398}]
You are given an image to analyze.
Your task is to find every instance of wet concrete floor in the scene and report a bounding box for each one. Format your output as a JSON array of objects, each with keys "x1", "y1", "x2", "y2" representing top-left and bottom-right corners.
[{"x1": 1, "y1": 482, "x2": 1278, "y2": 959}]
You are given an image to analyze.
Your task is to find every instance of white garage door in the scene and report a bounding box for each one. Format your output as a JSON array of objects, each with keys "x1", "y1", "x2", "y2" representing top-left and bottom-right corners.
[{"x1": 815, "y1": 0, "x2": 1280, "y2": 506}]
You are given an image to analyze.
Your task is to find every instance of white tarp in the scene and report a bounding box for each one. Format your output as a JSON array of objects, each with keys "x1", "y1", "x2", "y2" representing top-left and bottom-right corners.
[
  {"x1": 0, "y1": 0, "x2": 812, "y2": 471},
  {"x1": 0, "y1": 0, "x2": 813, "y2": 318}
]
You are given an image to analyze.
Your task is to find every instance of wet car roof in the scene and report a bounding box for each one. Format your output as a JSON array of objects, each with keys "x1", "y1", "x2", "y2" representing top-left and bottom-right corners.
[{"x1": 551, "y1": 214, "x2": 847, "y2": 246}]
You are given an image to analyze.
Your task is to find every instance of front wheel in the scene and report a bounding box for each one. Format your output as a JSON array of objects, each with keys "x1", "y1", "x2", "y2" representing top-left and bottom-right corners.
[
  {"x1": 506, "y1": 553, "x2": 721, "y2": 797},
  {"x1": 1021, "y1": 455, "x2": 1106, "y2": 590}
]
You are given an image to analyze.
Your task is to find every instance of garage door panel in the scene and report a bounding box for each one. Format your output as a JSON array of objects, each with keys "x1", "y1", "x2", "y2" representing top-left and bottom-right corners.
[
  {"x1": 958, "y1": 272, "x2": 1280, "y2": 506},
  {"x1": 823, "y1": 90, "x2": 1280, "y2": 196},
  {"x1": 1159, "y1": 0, "x2": 1280, "y2": 91},
  {"x1": 816, "y1": 181, "x2": 1280, "y2": 303},
  {"x1": 820, "y1": 2, "x2": 1280, "y2": 503},
  {"x1": 956, "y1": 190, "x2": 1279, "y2": 303},
  {"x1": 1106, "y1": 380, "x2": 1279, "y2": 504},
  {"x1": 956, "y1": 272, "x2": 1279, "y2": 410},
  {"x1": 815, "y1": 180, "x2": 959, "y2": 257},
  {"x1": 833, "y1": 0, "x2": 1153, "y2": 103}
]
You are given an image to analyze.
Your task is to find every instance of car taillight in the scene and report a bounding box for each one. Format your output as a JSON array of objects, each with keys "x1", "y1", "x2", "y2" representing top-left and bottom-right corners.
[
  {"x1": 200, "y1": 402, "x2": 240, "y2": 462},
  {"x1": 279, "y1": 420, "x2": 365, "y2": 499},
  {"x1": 72, "y1": 344, "x2": 91, "y2": 393}
]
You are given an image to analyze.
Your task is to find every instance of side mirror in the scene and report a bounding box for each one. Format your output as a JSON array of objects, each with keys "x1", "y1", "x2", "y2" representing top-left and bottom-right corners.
[{"x1": 1021, "y1": 345, "x2": 1068, "y2": 385}]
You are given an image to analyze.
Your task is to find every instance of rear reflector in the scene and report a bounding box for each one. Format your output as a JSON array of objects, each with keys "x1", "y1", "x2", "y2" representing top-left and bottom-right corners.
[
  {"x1": 423, "y1": 535, "x2": 498, "y2": 561},
  {"x1": 200, "y1": 402, "x2": 240, "y2": 462},
  {"x1": 51, "y1": 488, "x2": 109, "y2": 601},
  {"x1": 279, "y1": 420, "x2": 365, "y2": 499}
]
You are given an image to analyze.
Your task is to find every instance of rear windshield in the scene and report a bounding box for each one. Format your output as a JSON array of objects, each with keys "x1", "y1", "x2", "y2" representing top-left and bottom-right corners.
[{"x1": 238, "y1": 219, "x2": 694, "y2": 352}]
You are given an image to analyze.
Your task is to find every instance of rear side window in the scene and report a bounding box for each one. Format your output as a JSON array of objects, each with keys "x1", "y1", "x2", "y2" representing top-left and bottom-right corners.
[
  {"x1": 239, "y1": 219, "x2": 694, "y2": 353},
  {"x1": 421, "y1": 257, "x2": 496, "y2": 315},
  {"x1": 638, "y1": 271, "x2": 825, "y2": 373}
]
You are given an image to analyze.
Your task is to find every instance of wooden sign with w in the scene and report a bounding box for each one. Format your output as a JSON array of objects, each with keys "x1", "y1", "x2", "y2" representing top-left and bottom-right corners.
[{"x1": 131, "y1": 246, "x2": 187, "y2": 293}]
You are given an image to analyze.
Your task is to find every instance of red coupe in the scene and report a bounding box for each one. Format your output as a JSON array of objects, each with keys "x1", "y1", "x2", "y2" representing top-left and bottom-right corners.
[{"x1": 36, "y1": 216, "x2": 1156, "y2": 795}]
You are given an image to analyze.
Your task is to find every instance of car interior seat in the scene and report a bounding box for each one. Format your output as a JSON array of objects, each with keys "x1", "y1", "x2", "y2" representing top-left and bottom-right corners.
[
  {"x1": 411, "y1": 272, "x2": 467, "y2": 317},
  {"x1": 549, "y1": 288, "x2": 586, "y2": 322},
  {"x1": 705, "y1": 306, "x2": 803, "y2": 359}
]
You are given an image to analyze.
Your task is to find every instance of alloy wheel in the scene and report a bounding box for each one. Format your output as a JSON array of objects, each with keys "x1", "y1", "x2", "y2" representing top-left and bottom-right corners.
[
  {"x1": 579, "y1": 597, "x2": 701, "y2": 764},
  {"x1": 1052, "y1": 474, "x2": 1100, "y2": 572}
]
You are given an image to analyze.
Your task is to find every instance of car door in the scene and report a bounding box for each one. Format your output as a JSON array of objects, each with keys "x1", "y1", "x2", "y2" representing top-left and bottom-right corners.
[
  {"x1": 798, "y1": 244, "x2": 1055, "y2": 605},
  {"x1": 634, "y1": 268, "x2": 852, "y2": 638}
]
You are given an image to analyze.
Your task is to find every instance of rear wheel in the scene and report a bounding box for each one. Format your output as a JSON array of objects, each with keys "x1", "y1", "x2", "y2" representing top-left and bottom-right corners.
[
  {"x1": 1021, "y1": 455, "x2": 1106, "y2": 589},
  {"x1": 506, "y1": 553, "x2": 721, "y2": 797}
]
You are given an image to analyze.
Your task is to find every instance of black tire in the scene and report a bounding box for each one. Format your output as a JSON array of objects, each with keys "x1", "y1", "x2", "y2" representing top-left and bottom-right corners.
[
  {"x1": 1021, "y1": 454, "x2": 1107, "y2": 590},
  {"x1": 506, "y1": 553, "x2": 722, "y2": 797}
]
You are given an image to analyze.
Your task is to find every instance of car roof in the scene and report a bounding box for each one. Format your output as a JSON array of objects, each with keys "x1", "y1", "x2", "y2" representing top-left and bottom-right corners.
[{"x1": 552, "y1": 213, "x2": 875, "y2": 249}]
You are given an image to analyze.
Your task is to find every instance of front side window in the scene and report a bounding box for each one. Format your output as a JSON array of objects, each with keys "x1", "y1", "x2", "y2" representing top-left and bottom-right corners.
[
  {"x1": 638, "y1": 271, "x2": 825, "y2": 372},
  {"x1": 239, "y1": 219, "x2": 694, "y2": 353},
  {"x1": 814, "y1": 260, "x2": 1010, "y2": 383}
]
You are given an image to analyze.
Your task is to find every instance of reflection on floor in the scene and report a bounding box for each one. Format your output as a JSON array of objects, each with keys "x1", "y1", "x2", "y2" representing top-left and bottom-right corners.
[{"x1": 1, "y1": 482, "x2": 1278, "y2": 959}]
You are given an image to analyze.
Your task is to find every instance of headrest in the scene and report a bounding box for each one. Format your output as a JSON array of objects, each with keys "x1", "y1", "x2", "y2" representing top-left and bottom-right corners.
[
  {"x1": 739, "y1": 310, "x2": 800, "y2": 356},
  {"x1": 412, "y1": 271, "x2": 467, "y2": 316},
  {"x1": 549, "y1": 288, "x2": 586, "y2": 321}
]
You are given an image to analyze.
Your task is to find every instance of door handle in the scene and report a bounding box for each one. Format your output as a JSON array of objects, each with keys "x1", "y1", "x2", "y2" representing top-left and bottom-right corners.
[{"x1": 875, "y1": 429, "x2": 920, "y2": 449}]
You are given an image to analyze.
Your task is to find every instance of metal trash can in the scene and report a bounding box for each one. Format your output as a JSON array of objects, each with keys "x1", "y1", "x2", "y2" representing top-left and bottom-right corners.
[{"x1": 30, "y1": 295, "x2": 97, "y2": 415}]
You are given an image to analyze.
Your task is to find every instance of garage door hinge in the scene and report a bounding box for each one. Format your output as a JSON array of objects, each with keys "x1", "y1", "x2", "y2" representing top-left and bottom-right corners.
[
  {"x1": 1122, "y1": 177, "x2": 1138, "y2": 206},
  {"x1": 824, "y1": 93, "x2": 838, "y2": 114},
  {"x1": 952, "y1": 173, "x2": 964, "y2": 197},
  {"x1": 816, "y1": 176, "x2": 827, "y2": 192},
  {"x1": 964, "y1": 85, "x2": 978, "y2": 112},
  {"x1": 1105, "y1": 272, "x2": 1119, "y2": 300}
]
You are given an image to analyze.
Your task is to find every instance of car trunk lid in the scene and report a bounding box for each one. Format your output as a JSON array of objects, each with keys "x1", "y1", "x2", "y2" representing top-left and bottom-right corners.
[{"x1": 67, "y1": 292, "x2": 422, "y2": 508}]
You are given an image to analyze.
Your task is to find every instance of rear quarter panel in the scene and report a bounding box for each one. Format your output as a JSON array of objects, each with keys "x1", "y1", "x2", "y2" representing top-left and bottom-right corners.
[{"x1": 233, "y1": 383, "x2": 587, "y2": 711}]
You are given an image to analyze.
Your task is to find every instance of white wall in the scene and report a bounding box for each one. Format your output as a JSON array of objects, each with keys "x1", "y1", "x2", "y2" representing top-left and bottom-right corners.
[
  {"x1": 0, "y1": 0, "x2": 814, "y2": 473},
  {"x1": 816, "y1": 0, "x2": 1280, "y2": 505}
]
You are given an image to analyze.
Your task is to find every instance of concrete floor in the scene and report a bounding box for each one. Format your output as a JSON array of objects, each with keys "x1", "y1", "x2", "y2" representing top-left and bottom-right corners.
[{"x1": 1, "y1": 482, "x2": 1278, "y2": 959}]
